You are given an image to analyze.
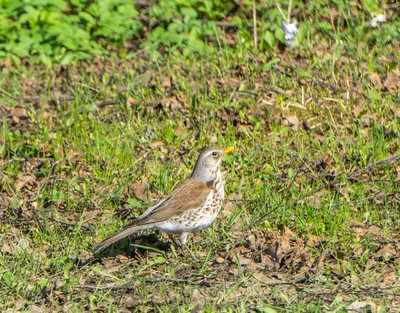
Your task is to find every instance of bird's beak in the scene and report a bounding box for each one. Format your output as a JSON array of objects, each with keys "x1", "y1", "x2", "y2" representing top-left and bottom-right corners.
[{"x1": 223, "y1": 146, "x2": 234, "y2": 155}]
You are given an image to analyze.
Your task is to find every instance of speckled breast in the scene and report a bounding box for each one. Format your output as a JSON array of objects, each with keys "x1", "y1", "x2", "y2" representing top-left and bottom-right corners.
[{"x1": 159, "y1": 175, "x2": 224, "y2": 234}]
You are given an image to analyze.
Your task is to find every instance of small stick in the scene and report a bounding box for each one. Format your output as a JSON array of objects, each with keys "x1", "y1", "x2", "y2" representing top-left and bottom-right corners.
[
  {"x1": 287, "y1": 0, "x2": 293, "y2": 21},
  {"x1": 253, "y1": 0, "x2": 257, "y2": 50},
  {"x1": 274, "y1": 0, "x2": 287, "y2": 22}
]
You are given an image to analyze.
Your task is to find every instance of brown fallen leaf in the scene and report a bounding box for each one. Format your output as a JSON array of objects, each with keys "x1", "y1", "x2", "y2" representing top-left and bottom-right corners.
[
  {"x1": 174, "y1": 123, "x2": 186, "y2": 137},
  {"x1": 191, "y1": 289, "x2": 207, "y2": 309},
  {"x1": 220, "y1": 201, "x2": 234, "y2": 218},
  {"x1": 235, "y1": 256, "x2": 252, "y2": 266},
  {"x1": 150, "y1": 141, "x2": 164, "y2": 149},
  {"x1": 244, "y1": 233, "x2": 256, "y2": 248},
  {"x1": 374, "y1": 243, "x2": 397, "y2": 259},
  {"x1": 281, "y1": 115, "x2": 299, "y2": 131},
  {"x1": 384, "y1": 69, "x2": 399, "y2": 92},
  {"x1": 131, "y1": 182, "x2": 147, "y2": 202},
  {"x1": 163, "y1": 76, "x2": 172, "y2": 88},
  {"x1": 215, "y1": 256, "x2": 225, "y2": 264},
  {"x1": 352, "y1": 106, "x2": 363, "y2": 118},
  {"x1": 10, "y1": 106, "x2": 28, "y2": 118},
  {"x1": 29, "y1": 304, "x2": 48, "y2": 313},
  {"x1": 14, "y1": 173, "x2": 36, "y2": 191},
  {"x1": 369, "y1": 72, "x2": 382, "y2": 87},
  {"x1": 127, "y1": 96, "x2": 137, "y2": 105},
  {"x1": 345, "y1": 300, "x2": 380, "y2": 313}
]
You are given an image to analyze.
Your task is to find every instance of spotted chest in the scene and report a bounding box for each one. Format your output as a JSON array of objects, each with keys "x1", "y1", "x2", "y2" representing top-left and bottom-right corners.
[{"x1": 158, "y1": 175, "x2": 224, "y2": 234}]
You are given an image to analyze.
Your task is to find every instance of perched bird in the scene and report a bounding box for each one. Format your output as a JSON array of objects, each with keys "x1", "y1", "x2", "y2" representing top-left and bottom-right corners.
[{"x1": 93, "y1": 146, "x2": 234, "y2": 260}]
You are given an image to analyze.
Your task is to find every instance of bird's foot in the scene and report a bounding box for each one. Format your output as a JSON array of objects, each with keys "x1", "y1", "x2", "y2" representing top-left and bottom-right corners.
[
  {"x1": 182, "y1": 243, "x2": 199, "y2": 261},
  {"x1": 168, "y1": 235, "x2": 199, "y2": 261}
]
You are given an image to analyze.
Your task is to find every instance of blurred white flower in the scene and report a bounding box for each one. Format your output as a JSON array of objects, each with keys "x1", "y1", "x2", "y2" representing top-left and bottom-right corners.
[
  {"x1": 371, "y1": 13, "x2": 386, "y2": 28},
  {"x1": 283, "y1": 20, "x2": 298, "y2": 46}
]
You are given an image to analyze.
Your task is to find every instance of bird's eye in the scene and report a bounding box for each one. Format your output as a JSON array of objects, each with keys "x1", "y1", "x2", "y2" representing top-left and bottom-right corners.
[{"x1": 212, "y1": 151, "x2": 218, "y2": 157}]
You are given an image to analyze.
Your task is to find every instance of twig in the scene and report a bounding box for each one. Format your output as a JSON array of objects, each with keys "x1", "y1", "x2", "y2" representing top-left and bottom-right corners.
[
  {"x1": 316, "y1": 154, "x2": 400, "y2": 186},
  {"x1": 252, "y1": 0, "x2": 257, "y2": 50},
  {"x1": 292, "y1": 185, "x2": 325, "y2": 205},
  {"x1": 258, "y1": 280, "x2": 293, "y2": 286},
  {"x1": 274, "y1": 0, "x2": 287, "y2": 22},
  {"x1": 353, "y1": 154, "x2": 400, "y2": 176},
  {"x1": 236, "y1": 90, "x2": 258, "y2": 96},
  {"x1": 248, "y1": 153, "x2": 400, "y2": 229},
  {"x1": 77, "y1": 100, "x2": 120, "y2": 114},
  {"x1": 0, "y1": 215, "x2": 93, "y2": 233},
  {"x1": 329, "y1": 190, "x2": 400, "y2": 207},
  {"x1": 47, "y1": 217, "x2": 94, "y2": 234},
  {"x1": 0, "y1": 88, "x2": 75, "y2": 103},
  {"x1": 0, "y1": 217, "x2": 39, "y2": 224},
  {"x1": 75, "y1": 285, "x2": 136, "y2": 291},
  {"x1": 96, "y1": 100, "x2": 120, "y2": 109},
  {"x1": 75, "y1": 83, "x2": 100, "y2": 93},
  {"x1": 143, "y1": 277, "x2": 221, "y2": 285},
  {"x1": 75, "y1": 277, "x2": 222, "y2": 291},
  {"x1": 0, "y1": 157, "x2": 48, "y2": 167},
  {"x1": 287, "y1": 0, "x2": 293, "y2": 21}
]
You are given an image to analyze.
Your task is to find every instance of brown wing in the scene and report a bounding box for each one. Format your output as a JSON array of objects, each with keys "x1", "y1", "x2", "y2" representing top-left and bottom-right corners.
[{"x1": 124, "y1": 178, "x2": 212, "y2": 228}]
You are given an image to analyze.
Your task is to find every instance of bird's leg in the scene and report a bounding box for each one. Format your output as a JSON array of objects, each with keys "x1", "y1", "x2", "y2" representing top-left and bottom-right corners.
[
  {"x1": 165, "y1": 234, "x2": 179, "y2": 259},
  {"x1": 168, "y1": 233, "x2": 199, "y2": 261},
  {"x1": 168, "y1": 234, "x2": 182, "y2": 248},
  {"x1": 179, "y1": 232, "x2": 199, "y2": 261}
]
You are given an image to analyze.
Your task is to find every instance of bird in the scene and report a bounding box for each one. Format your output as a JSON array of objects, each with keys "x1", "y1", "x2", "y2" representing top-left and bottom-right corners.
[{"x1": 93, "y1": 146, "x2": 234, "y2": 260}]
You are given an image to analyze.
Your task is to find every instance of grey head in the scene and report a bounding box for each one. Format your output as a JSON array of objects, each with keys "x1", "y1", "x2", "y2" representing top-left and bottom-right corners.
[{"x1": 190, "y1": 146, "x2": 234, "y2": 183}]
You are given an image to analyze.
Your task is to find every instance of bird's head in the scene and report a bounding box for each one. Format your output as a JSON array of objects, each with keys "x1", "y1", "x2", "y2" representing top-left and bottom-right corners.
[{"x1": 191, "y1": 146, "x2": 234, "y2": 182}]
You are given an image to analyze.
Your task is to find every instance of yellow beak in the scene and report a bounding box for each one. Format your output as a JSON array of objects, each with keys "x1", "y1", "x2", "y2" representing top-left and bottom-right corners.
[{"x1": 223, "y1": 146, "x2": 234, "y2": 154}]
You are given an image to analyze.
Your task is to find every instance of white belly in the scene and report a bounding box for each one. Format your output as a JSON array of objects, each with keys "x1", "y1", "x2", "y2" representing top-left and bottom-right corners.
[{"x1": 157, "y1": 214, "x2": 217, "y2": 234}]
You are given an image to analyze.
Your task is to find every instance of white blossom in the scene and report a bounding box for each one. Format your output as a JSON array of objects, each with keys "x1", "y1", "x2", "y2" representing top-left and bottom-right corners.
[
  {"x1": 371, "y1": 13, "x2": 386, "y2": 28},
  {"x1": 283, "y1": 20, "x2": 298, "y2": 46}
]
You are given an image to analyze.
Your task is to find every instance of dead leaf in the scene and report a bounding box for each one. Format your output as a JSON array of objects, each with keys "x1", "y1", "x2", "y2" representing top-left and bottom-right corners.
[
  {"x1": 369, "y1": 72, "x2": 381, "y2": 87},
  {"x1": 191, "y1": 289, "x2": 206, "y2": 309},
  {"x1": 174, "y1": 124, "x2": 186, "y2": 137},
  {"x1": 345, "y1": 300, "x2": 379, "y2": 313},
  {"x1": 236, "y1": 256, "x2": 252, "y2": 266},
  {"x1": 1, "y1": 242, "x2": 11, "y2": 254},
  {"x1": 131, "y1": 182, "x2": 147, "y2": 202},
  {"x1": 28, "y1": 305, "x2": 48, "y2": 313},
  {"x1": 352, "y1": 106, "x2": 363, "y2": 118},
  {"x1": 14, "y1": 173, "x2": 36, "y2": 191},
  {"x1": 163, "y1": 77, "x2": 172, "y2": 87},
  {"x1": 374, "y1": 243, "x2": 397, "y2": 259},
  {"x1": 13, "y1": 299, "x2": 27, "y2": 310},
  {"x1": 124, "y1": 295, "x2": 136, "y2": 309},
  {"x1": 220, "y1": 201, "x2": 234, "y2": 217},
  {"x1": 384, "y1": 70, "x2": 399, "y2": 92},
  {"x1": 116, "y1": 254, "x2": 130, "y2": 264},
  {"x1": 128, "y1": 97, "x2": 137, "y2": 105},
  {"x1": 395, "y1": 166, "x2": 400, "y2": 182},
  {"x1": 215, "y1": 256, "x2": 225, "y2": 264},
  {"x1": 10, "y1": 106, "x2": 28, "y2": 118},
  {"x1": 244, "y1": 233, "x2": 256, "y2": 248},
  {"x1": 210, "y1": 135, "x2": 218, "y2": 144},
  {"x1": 150, "y1": 141, "x2": 164, "y2": 149},
  {"x1": 251, "y1": 271, "x2": 272, "y2": 283},
  {"x1": 281, "y1": 115, "x2": 299, "y2": 131}
]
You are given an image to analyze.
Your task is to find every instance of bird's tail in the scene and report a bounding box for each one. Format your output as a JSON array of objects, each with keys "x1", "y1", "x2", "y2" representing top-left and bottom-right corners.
[{"x1": 93, "y1": 224, "x2": 151, "y2": 252}]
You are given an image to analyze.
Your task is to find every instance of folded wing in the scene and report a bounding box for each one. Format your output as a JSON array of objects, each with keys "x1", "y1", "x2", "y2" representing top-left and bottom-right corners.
[{"x1": 125, "y1": 178, "x2": 212, "y2": 227}]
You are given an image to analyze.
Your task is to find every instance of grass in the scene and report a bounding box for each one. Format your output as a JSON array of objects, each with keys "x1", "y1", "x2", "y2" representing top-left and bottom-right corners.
[{"x1": 0, "y1": 20, "x2": 399, "y2": 312}]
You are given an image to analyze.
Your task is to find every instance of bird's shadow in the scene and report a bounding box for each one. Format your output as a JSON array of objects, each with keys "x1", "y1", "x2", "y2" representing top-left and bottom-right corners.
[{"x1": 76, "y1": 233, "x2": 171, "y2": 267}]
